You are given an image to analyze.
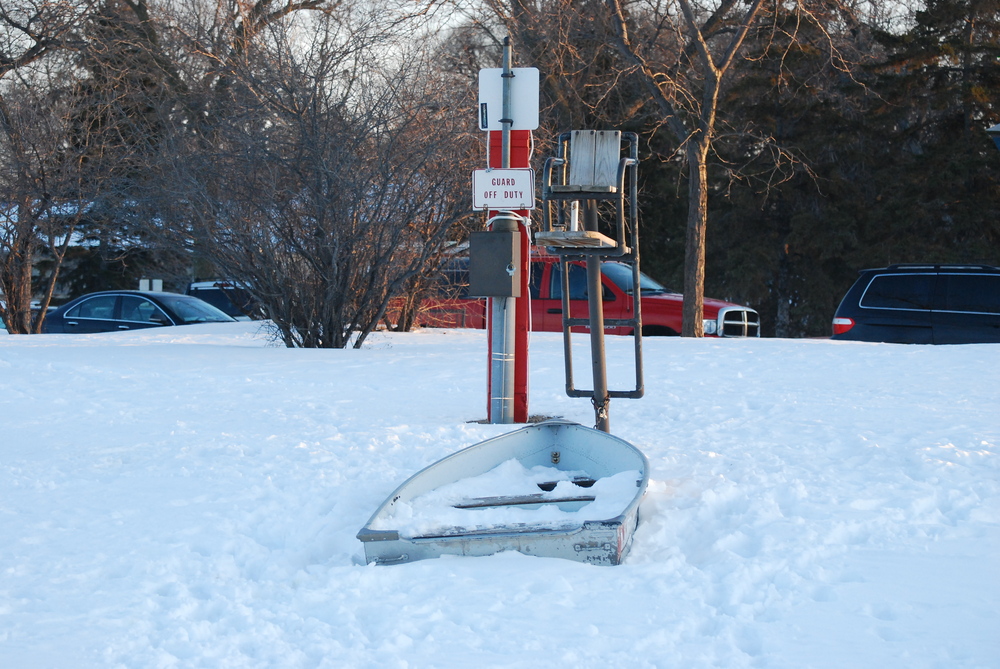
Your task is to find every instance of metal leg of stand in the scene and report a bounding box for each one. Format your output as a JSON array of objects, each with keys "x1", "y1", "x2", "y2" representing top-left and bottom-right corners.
[{"x1": 584, "y1": 200, "x2": 610, "y2": 432}]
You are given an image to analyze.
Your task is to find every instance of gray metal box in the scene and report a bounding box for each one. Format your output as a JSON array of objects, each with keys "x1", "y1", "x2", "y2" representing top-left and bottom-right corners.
[{"x1": 468, "y1": 231, "x2": 521, "y2": 298}]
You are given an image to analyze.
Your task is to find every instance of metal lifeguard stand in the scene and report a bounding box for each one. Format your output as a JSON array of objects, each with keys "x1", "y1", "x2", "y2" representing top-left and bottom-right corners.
[{"x1": 535, "y1": 130, "x2": 643, "y2": 432}]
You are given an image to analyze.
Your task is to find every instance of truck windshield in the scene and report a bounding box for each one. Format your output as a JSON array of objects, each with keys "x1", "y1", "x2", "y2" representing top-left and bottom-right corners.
[{"x1": 601, "y1": 262, "x2": 674, "y2": 295}]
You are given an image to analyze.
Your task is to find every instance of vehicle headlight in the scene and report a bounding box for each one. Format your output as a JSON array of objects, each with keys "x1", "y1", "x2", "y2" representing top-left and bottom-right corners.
[{"x1": 703, "y1": 318, "x2": 718, "y2": 335}]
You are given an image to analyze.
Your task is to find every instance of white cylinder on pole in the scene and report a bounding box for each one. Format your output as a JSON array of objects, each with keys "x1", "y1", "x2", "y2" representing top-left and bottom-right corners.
[{"x1": 490, "y1": 295, "x2": 516, "y2": 423}]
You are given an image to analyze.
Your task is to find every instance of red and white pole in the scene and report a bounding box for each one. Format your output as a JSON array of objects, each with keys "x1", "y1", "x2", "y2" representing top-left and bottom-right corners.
[
  {"x1": 486, "y1": 129, "x2": 532, "y2": 423},
  {"x1": 478, "y1": 37, "x2": 537, "y2": 424}
]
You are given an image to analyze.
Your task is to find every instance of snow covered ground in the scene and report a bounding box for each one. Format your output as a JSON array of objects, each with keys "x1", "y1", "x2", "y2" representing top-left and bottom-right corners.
[{"x1": 1, "y1": 322, "x2": 997, "y2": 668}]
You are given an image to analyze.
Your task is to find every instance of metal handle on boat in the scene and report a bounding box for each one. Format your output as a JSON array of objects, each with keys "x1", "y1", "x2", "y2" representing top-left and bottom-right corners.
[{"x1": 373, "y1": 554, "x2": 409, "y2": 565}]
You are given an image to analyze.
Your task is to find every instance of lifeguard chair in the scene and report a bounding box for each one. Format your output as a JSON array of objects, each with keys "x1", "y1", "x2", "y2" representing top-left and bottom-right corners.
[{"x1": 535, "y1": 130, "x2": 643, "y2": 431}]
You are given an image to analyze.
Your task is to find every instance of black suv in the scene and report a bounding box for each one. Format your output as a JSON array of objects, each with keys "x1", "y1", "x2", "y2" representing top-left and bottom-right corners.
[
  {"x1": 832, "y1": 264, "x2": 1000, "y2": 344},
  {"x1": 185, "y1": 280, "x2": 261, "y2": 320}
]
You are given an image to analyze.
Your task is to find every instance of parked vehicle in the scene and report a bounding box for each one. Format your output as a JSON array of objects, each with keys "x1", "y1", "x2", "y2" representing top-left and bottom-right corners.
[
  {"x1": 414, "y1": 253, "x2": 760, "y2": 337},
  {"x1": 185, "y1": 280, "x2": 261, "y2": 320},
  {"x1": 831, "y1": 264, "x2": 1000, "y2": 344},
  {"x1": 41, "y1": 291, "x2": 236, "y2": 334}
]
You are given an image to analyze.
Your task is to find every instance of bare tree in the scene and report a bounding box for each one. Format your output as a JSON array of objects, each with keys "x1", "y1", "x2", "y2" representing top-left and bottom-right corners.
[
  {"x1": 605, "y1": 0, "x2": 859, "y2": 335},
  {"x1": 0, "y1": 1, "x2": 100, "y2": 333},
  {"x1": 182, "y1": 11, "x2": 477, "y2": 348}
]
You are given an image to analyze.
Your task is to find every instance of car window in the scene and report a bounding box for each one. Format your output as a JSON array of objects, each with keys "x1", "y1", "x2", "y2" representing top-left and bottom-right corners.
[
  {"x1": 425, "y1": 262, "x2": 471, "y2": 299},
  {"x1": 157, "y1": 295, "x2": 234, "y2": 323},
  {"x1": 860, "y1": 274, "x2": 934, "y2": 310},
  {"x1": 65, "y1": 295, "x2": 117, "y2": 319},
  {"x1": 600, "y1": 262, "x2": 674, "y2": 295},
  {"x1": 119, "y1": 295, "x2": 169, "y2": 324},
  {"x1": 529, "y1": 261, "x2": 544, "y2": 299},
  {"x1": 549, "y1": 263, "x2": 614, "y2": 301},
  {"x1": 938, "y1": 274, "x2": 1000, "y2": 314}
]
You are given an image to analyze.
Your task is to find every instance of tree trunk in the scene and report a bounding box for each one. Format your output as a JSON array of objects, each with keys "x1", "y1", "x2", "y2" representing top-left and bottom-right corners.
[
  {"x1": 775, "y1": 248, "x2": 791, "y2": 337},
  {"x1": 682, "y1": 138, "x2": 710, "y2": 337},
  {"x1": 1, "y1": 235, "x2": 36, "y2": 334}
]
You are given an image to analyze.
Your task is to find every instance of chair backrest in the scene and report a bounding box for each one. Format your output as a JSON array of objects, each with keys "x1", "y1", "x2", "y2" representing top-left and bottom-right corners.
[{"x1": 566, "y1": 130, "x2": 621, "y2": 190}]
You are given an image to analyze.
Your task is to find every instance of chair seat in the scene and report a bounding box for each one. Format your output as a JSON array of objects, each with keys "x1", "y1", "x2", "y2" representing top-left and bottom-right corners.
[
  {"x1": 548, "y1": 184, "x2": 618, "y2": 194},
  {"x1": 534, "y1": 231, "x2": 618, "y2": 248}
]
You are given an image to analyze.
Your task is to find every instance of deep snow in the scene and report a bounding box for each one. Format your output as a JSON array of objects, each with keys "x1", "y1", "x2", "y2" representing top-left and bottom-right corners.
[{"x1": 0, "y1": 322, "x2": 997, "y2": 668}]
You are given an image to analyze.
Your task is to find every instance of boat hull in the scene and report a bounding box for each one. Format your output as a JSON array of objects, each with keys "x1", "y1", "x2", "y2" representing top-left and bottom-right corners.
[{"x1": 357, "y1": 420, "x2": 648, "y2": 566}]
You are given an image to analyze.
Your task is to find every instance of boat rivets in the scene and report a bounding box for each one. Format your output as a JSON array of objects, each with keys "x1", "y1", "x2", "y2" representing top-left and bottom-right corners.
[{"x1": 551, "y1": 451, "x2": 560, "y2": 464}]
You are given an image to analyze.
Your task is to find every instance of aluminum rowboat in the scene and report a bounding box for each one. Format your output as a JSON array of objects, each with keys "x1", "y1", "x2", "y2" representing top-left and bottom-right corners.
[{"x1": 357, "y1": 420, "x2": 648, "y2": 566}]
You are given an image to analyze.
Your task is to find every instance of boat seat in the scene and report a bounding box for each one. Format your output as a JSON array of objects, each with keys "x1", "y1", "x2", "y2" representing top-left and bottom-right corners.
[
  {"x1": 536, "y1": 477, "x2": 596, "y2": 492},
  {"x1": 453, "y1": 493, "x2": 595, "y2": 509}
]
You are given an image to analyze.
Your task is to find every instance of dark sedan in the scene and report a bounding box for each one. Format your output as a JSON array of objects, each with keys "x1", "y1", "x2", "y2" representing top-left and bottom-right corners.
[{"x1": 41, "y1": 290, "x2": 236, "y2": 334}]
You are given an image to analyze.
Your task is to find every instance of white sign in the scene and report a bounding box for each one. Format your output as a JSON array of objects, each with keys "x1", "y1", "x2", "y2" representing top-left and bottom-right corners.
[
  {"x1": 477, "y1": 68, "x2": 540, "y2": 131},
  {"x1": 472, "y1": 169, "x2": 535, "y2": 210}
]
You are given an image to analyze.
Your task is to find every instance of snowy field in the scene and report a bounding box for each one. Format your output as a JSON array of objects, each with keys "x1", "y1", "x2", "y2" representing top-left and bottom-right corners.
[{"x1": 1, "y1": 322, "x2": 997, "y2": 668}]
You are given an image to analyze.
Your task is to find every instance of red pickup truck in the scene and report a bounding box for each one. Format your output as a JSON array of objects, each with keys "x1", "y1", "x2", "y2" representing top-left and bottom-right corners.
[{"x1": 416, "y1": 253, "x2": 760, "y2": 337}]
